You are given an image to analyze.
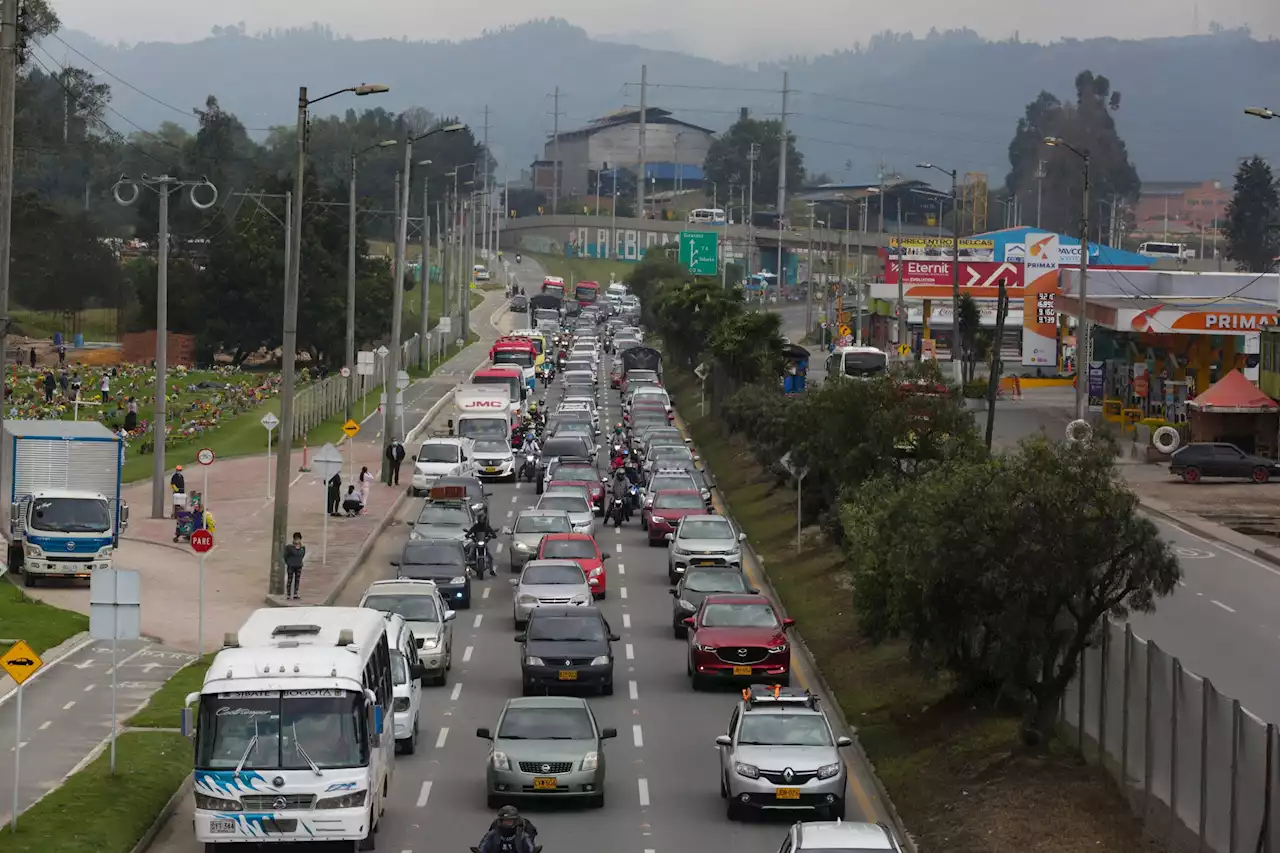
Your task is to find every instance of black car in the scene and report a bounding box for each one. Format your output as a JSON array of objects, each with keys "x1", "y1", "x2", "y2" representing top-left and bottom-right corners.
[
  {"x1": 670, "y1": 567, "x2": 757, "y2": 638},
  {"x1": 511, "y1": 294, "x2": 529, "y2": 313},
  {"x1": 433, "y1": 475, "x2": 491, "y2": 523},
  {"x1": 1169, "y1": 442, "x2": 1280, "y2": 484},
  {"x1": 537, "y1": 438, "x2": 597, "y2": 492},
  {"x1": 392, "y1": 538, "x2": 472, "y2": 607},
  {"x1": 516, "y1": 606, "x2": 618, "y2": 695}
]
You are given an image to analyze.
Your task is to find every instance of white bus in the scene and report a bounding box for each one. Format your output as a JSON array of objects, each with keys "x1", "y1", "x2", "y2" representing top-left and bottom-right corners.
[
  {"x1": 184, "y1": 607, "x2": 407, "y2": 848},
  {"x1": 1138, "y1": 241, "x2": 1195, "y2": 260},
  {"x1": 825, "y1": 345, "x2": 889, "y2": 380}
]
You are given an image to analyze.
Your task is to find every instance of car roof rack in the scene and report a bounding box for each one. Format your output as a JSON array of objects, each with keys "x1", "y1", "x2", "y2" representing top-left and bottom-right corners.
[{"x1": 741, "y1": 683, "x2": 819, "y2": 710}]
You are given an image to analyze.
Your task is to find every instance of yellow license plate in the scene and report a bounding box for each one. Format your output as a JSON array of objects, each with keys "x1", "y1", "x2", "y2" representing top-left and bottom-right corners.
[
  {"x1": 732, "y1": 665, "x2": 752, "y2": 676},
  {"x1": 533, "y1": 777, "x2": 557, "y2": 790},
  {"x1": 484, "y1": 467, "x2": 499, "y2": 473},
  {"x1": 776, "y1": 787, "x2": 801, "y2": 800},
  {"x1": 558, "y1": 670, "x2": 578, "y2": 681}
]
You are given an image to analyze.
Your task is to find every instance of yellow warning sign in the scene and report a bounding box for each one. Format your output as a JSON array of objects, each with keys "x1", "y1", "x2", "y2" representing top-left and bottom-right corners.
[
  {"x1": 897, "y1": 344, "x2": 913, "y2": 357},
  {"x1": 838, "y1": 325, "x2": 852, "y2": 338},
  {"x1": 1, "y1": 640, "x2": 43, "y2": 686},
  {"x1": 342, "y1": 419, "x2": 361, "y2": 439}
]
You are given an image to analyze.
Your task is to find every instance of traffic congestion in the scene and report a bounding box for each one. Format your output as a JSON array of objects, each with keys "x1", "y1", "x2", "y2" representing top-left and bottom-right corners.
[{"x1": 179, "y1": 279, "x2": 897, "y2": 853}]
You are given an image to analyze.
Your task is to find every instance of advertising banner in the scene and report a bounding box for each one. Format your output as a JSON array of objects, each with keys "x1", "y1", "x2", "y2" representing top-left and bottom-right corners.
[
  {"x1": 1021, "y1": 232, "x2": 1060, "y2": 366},
  {"x1": 888, "y1": 236, "x2": 996, "y2": 261},
  {"x1": 883, "y1": 259, "x2": 1023, "y2": 298}
]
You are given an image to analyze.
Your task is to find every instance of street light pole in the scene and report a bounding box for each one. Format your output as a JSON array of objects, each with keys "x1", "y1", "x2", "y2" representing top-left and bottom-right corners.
[
  {"x1": 419, "y1": 162, "x2": 432, "y2": 370},
  {"x1": 347, "y1": 140, "x2": 396, "y2": 421},
  {"x1": 919, "y1": 163, "x2": 962, "y2": 382},
  {"x1": 1045, "y1": 137, "x2": 1091, "y2": 421}
]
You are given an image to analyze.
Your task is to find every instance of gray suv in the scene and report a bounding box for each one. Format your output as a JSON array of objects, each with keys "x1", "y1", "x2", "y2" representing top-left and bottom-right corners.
[
  {"x1": 665, "y1": 514, "x2": 746, "y2": 583},
  {"x1": 717, "y1": 685, "x2": 853, "y2": 821},
  {"x1": 502, "y1": 509, "x2": 573, "y2": 572},
  {"x1": 780, "y1": 819, "x2": 902, "y2": 853}
]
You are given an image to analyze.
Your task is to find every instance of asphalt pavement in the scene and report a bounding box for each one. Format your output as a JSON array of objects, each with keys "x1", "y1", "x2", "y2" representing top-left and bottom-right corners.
[
  {"x1": 0, "y1": 638, "x2": 195, "y2": 824},
  {"x1": 147, "y1": 295, "x2": 891, "y2": 853}
]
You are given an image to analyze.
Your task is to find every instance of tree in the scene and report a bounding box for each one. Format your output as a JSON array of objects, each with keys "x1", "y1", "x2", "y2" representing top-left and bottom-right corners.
[
  {"x1": 1223, "y1": 156, "x2": 1280, "y2": 273},
  {"x1": 11, "y1": 192, "x2": 123, "y2": 316},
  {"x1": 841, "y1": 436, "x2": 1180, "y2": 745},
  {"x1": 1004, "y1": 72, "x2": 1141, "y2": 235},
  {"x1": 955, "y1": 293, "x2": 983, "y2": 383},
  {"x1": 709, "y1": 309, "x2": 786, "y2": 386},
  {"x1": 702, "y1": 117, "x2": 805, "y2": 209}
]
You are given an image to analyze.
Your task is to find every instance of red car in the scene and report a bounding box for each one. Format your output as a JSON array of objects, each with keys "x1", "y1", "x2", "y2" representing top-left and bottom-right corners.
[
  {"x1": 683, "y1": 594, "x2": 794, "y2": 689},
  {"x1": 538, "y1": 533, "x2": 609, "y2": 599},
  {"x1": 553, "y1": 471, "x2": 606, "y2": 514},
  {"x1": 644, "y1": 489, "x2": 709, "y2": 546}
]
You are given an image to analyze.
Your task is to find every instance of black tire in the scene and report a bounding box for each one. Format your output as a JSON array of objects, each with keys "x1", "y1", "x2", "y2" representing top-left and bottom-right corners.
[
  {"x1": 357, "y1": 810, "x2": 376, "y2": 850},
  {"x1": 521, "y1": 679, "x2": 536, "y2": 696},
  {"x1": 726, "y1": 799, "x2": 741, "y2": 821},
  {"x1": 588, "y1": 792, "x2": 605, "y2": 809},
  {"x1": 601, "y1": 679, "x2": 614, "y2": 696},
  {"x1": 22, "y1": 570, "x2": 35, "y2": 588},
  {"x1": 673, "y1": 625, "x2": 687, "y2": 639},
  {"x1": 402, "y1": 719, "x2": 418, "y2": 755}
]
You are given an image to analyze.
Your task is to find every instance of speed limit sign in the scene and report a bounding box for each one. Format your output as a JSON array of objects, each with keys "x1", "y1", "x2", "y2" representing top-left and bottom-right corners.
[{"x1": 197, "y1": 448, "x2": 215, "y2": 466}]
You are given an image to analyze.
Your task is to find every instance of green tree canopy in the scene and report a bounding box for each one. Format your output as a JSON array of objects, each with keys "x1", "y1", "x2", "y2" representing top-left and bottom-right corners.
[
  {"x1": 1224, "y1": 155, "x2": 1280, "y2": 273},
  {"x1": 702, "y1": 117, "x2": 805, "y2": 209}
]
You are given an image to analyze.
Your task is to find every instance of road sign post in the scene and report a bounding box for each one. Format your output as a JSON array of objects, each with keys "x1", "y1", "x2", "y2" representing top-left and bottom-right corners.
[
  {"x1": 342, "y1": 419, "x2": 361, "y2": 482},
  {"x1": 679, "y1": 231, "x2": 719, "y2": 276},
  {"x1": 2, "y1": 640, "x2": 43, "y2": 830},
  {"x1": 313, "y1": 443, "x2": 345, "y2": 567},
  {"x1": 260, "y1": 413, "x2": 280, "y2": 498},
  {"x1": 376, "y1": 346, "x2": 390, "y2": 418},
  {"x1": 357, "y1": 351, "x2": 376, "y2": 420},
  {"x1": 197, "y1": 447, "x2": 214, "y2": 507},
  {"x1": 780, "y1": 453, "x2": 810, "y2": 554},
  {"x1": 694, "y1": 362, "x2": 710, "y2": 415},
  {"x1": 190, "y1": 531, "x2": 214, "y2": 655},
  {"x1": 89, "y1": 569, "x2": 141, "y2": 775}
]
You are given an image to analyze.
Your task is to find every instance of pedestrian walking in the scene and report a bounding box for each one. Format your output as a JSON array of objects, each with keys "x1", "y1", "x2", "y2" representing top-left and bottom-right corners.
[
  {"x1": 59, "y1": 369, "x2": 69, "y2": 396},
  {"x1": 326, "y1": 472, "x2": 342, "y2": 516},
  {"x1": 41, "y1": 370, "x2": 54, "y2": 402},
  {"x1": 170, "y1": 465, "x2": 186, "y2": 518},
  {"x1": 57, "y1": 344, "x2": 66, "y2": 366},
  {"x1": 124, "y1": 397, "x2": 138, "y2": 431},
  {"x1": 28, "y1": 347, "x2": 35, "y2": 368},
  {"x1": 99, "y1": 372, "x2": 110, "y2": 403},
  {"x1": 69, "y1": 371, "x2": 81, "y2": 400},
  {"x1": 385, "y1": 440, "x2": 405, "y2": 486},
  {"x1": 358, "y1": 465, "x2": 373, "y2": 504},
  {"x1": 283, "y1": 532, "x2": 306, "y2": 600}
]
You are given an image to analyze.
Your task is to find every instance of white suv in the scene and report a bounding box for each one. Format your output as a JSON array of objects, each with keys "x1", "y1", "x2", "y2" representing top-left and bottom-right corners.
[{"x1": 780, "y1": 820, "x2": 902, "y2": 853}]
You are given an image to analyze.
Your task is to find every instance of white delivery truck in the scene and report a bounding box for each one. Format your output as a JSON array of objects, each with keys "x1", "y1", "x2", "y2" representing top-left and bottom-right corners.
[
  {"x1": 3, "y1": 420, "x2": 129, "y2": 586},
  {"x1": 451, "y1": 386, "x2": 513, "y2": 443}
]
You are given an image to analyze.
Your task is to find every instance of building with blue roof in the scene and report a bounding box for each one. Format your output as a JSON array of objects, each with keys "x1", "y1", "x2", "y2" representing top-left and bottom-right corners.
[{"x1": 969, "y1": 226, "x2": 1154, "y2": 270}]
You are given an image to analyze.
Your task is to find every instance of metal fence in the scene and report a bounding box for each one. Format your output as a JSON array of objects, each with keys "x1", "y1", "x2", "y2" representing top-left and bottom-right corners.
[{"x1": 1060, "y1": 618, "x2": 1276, "y2": 853}]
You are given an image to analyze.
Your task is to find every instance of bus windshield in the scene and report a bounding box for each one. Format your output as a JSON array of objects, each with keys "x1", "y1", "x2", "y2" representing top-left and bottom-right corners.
[
  {"x1": 474, "y1": 374, "x2": 522, "y2": 402},
  {"x1": 543, "y1": 284, "x2": 565, "y2": 298},
  {"x1": 577, "y1": 286, "x2": 599, "y2": 304},
  {"x1": 492, "y1": 350, "x2": 534, "y2": 369},
  {"x1": 195, "y1": 689, "x2": 369, "y2": 770}
]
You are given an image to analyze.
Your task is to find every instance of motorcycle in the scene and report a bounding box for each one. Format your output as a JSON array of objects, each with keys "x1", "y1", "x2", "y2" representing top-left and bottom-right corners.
[
  {"x1": 471, "y1": 846, "x2": 541, "y2": 853},
  {"x1": 607, "y1": 494, "x2": 627, "y2": 530},
  {"x1": 515, "y1": 253, "x2": 522, "y2": 264},
  {"x1": 518, "y1": 453, "x2": 537, "y2": 482},
  {"x1": 465, "y1": 530, "x2": 495, "y2": 578}
]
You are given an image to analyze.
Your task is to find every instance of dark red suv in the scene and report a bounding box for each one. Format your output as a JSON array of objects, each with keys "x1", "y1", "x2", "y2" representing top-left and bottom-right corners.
[
  {"x1": 684, "y1": 594, "x2": 794, "y2": 690},
  {"x1": 643, "y1": 489, "x2": 709, "y2": 546}
]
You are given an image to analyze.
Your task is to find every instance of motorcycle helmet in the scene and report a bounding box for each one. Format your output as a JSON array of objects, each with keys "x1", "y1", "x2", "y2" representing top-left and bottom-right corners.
[{"x1": 496, "y1": 805, "x2": 520, "y2": 837}]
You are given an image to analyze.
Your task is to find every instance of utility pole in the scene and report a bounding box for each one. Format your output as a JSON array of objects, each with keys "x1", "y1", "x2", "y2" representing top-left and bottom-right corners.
[
  {"x1": 747, "y1": 143, "x2": 758, "y2": 279},
  {"x1": 550, "y1": 91, "x2": 561, "y2": 215},
  {"x1": 462, "y1": 195, "x2": 473, "y2": 339},
  {"x1": 419, "y1": 173, "x2": 431, "y2": 369},
  {"x1": 637, "y1": 66, "x2": 648, "y2": 219},
  {"x1": 896, "y1": 198, "x2": 906, "y2": 353},
  {"x1": 776, "y1": 71, "x2": 789, "y2": 289},
  {"x1": 481, "y1": 105, "x2": 491, "y2": 257},
  {"x1": 949, "y1": 168, "x2": 961, "y2": 383},
  {"x1": 984, "y1": 279, "x2": 1009, "y2": 449},
  {"x1": 1076, "y1": 159, "x2": 1091, "y2": 421},
  {"x1": 113, "y1": 175, "x2": 218, "y2": 518},
  {"x1": 382, "y1": 149, "x2": 413, "y2": 479},
  {"x1": 1035, "y1": 160, "x2": 1045, "y2": 229},
  {"x1": 0, "y1": 0, "x2": 17, "y2": 456}
]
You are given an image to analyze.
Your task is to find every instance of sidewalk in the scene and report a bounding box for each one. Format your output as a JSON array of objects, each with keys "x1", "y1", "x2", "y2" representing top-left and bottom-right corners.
[{"x1": 20, "y1": 290, "x2": 510, "y2": 654}]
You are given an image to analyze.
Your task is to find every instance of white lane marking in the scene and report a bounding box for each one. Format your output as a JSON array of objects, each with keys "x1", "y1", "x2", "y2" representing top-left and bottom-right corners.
[
  {"x1": 511, "y1": 495, "x2": 518, "y2": 503},
  {"x1": 637, "y1": 777, "x2": 650, "y2": 807},
  {"x1": 84, "y1": 684, "x2": 95, "y2": 692},
  {"x1": 473, "y1": 614, "x2": 484, "y2": 628},
  {"x1": 463, "y1": 645, "x2": 474, "y2": 663},
  {"x1": 506, "y1": 510, "x2": 513, "y2": 518},
  {"x1": 436, "y1": 727, "x2": 449, "y2": 749},
  {"x1": 633, "y1": 724, "x2": 644, "y2": 747},
  {"x1": 1150, "y1": 515, "x2": 1280, "y2": 579},
  {"x1": 617, "y1": 563, "x2": 625, "y2": 575},
  {"x1": 416, "y1": 780, "x2": 432, "y2": 808},
  {"x1": 625, "y1": 643, "x2": 634, "y2": 660},
  {"x1": 483, "y1": 587, "x2": 491, "y2": 600},
  {"x1": 622, "y1": 613, "x2": 631, "y2": 629},
  {"x1": 450, "y1": 683, "x2": 463, "y2": 701},
  {"x1": 619, "y1": 586, "x2": 628, "y2": 600},
  {"x1": 62, "y1": 701, "x2": 74, "y2": 710},
  {"x1": 1212, "y1": 599, "x2": 1237, "y2": 614},
  {"x1": 38, "y1": 720, "x2": 50, "y2": 731},
  {"x1": 105, "y1": 647, "x2": 148, "y2": 675},
  {"x1": 629, "y1": 680, "x2": 638, "y2": 700},
  {"x1": 615, "y1": 543, "x2": 622, "y2": 553},
  {"x1": 1178, "y1": 580, "x2": 1187, "y2": 587}
]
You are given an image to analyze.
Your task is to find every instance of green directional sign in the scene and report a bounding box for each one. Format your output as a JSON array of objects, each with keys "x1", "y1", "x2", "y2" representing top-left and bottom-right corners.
[{"x1": 679, "y1": 230, "x2": 719, "y2": 276}]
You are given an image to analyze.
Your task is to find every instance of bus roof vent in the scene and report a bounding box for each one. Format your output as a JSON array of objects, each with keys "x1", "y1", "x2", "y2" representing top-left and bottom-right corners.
[
  {"x1": 271, "y1": 624, "x2": 321, "y2": 637},
  {"x1": 276, "y1": 641, "x2": 299, "y2": 648},
  {"x1": 337, "y1": 628, "x2": 355, "y2": 647},
  {"x1": 223, "y1": 632, "x2": 239, "y2": 648}
]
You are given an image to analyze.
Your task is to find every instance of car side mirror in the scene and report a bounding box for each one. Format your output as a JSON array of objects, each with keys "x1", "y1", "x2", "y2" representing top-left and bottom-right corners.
[
  {"x1": 411, "y1": 454, "x2": 418, "y2": 461},
  {"x1": 501, "y1": 526, "x2": 512, "y2": 535},
  {"x1": 601, "y1": 727, "x2": 618, "y2": 739},
  {"x1": 681, "y1": 617, "x2": 695, "y2": 627},
  {"x1": 410, "y1": 663, "x2": 427, "y2": 680},
  {"x1": 664, "y1": 533, "x2": 674, "y2": 542},
  {"x1": 513, "y1": 634, "x2": 525, "y2": 642},
  {"x1": 601, "y1": 553, "x2": 610, "y2": 560},
  {"x1": 608, "y1": 634, "x2": 620, "y2": 642},
  {"x1": 738, "y1": 532, "x2": 747, "y2": 542},
  {"x1": 668, "y1": 588, "x2": 678, "y2": 596},
  {"x1": 485, "y1": 491, "x2": 494, "y2": 498},
  {"x1": 783, "y1": 617, "x2": 796, "y2": 627},
  {"x1": 716, "y1": 734, "x2": 732, "y2": 747},
  {"x1": 475, "y1": 728, "x2": 492, "y2": 740},
  {"x1": 444, "y1": 610, "x2": 456, "y2": 621},
  {"x1": 836, "y1": 736, "x2": 853, "y2": 747}
]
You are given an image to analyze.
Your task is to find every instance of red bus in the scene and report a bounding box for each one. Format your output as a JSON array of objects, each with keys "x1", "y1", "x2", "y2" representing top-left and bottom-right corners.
[
  {"x1": 575, "y1": 280, "x2": 600, "y2": 306},
  {"x1": 542, "y1": 276, "x2": 566, "y2": 299}
]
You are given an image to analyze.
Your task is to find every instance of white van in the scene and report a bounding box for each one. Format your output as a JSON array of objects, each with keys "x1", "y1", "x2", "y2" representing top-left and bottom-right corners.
[
  {"x1": 1139, "y1": 241, "x2": 1195, "y2": 260},
  {"x1": 687, "y1": 208, "x2": 727, "y2": 224},
  {"x1": 411, "y1": 437, "x2": 477, "y2": 496},
  {"x1": 382, "y1": 612, "x2": 424, "y2": 754}
]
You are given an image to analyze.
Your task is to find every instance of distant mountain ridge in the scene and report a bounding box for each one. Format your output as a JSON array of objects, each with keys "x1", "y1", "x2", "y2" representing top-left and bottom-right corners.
[{"x1": 52, "y1": 19, "x2": 1280, "y2": 185}]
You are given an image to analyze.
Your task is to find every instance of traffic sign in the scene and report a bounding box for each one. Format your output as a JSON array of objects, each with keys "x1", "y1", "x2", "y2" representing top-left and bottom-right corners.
[
  {"x1": 0, "y1": 640, "x2": 42, "y2": 686},
  {"x1": 897, "y1": 343, "x2": 912, "y2": 357},
  {"x1": 694, "y1": 362, "x2": 709, "y2": 381},
  {"x1": 375, "y1": 345, "x2": 389, "y2": 357},
  {"x1": 260, "y1": 412, "x2": 280, "y2": 431},
  {"x1": 342, "y1": 419, "x2": 361, "y2": 439},
  {"x1": 340, "y1": 366, "x2": 351, "y2": 378},
  {"x1": 313, "y1": 442, "x2": 344, "y2": 481},
  {"x1": 837, "y1": 324, "x2": 852, "y2": 338},
  {"x1": 190, "y1": 530, "x2": 214, "y2": 553},
  {"x1": 438, "y1": 317, "x2": 452, "y2": 334},
  {"x1": 397, "y1": 370, "x2": 411, "y2": 391},
  {"x1": 679, "y1": 231, "x2": 718, "y2": 276},
  {"x1": 197, "y1": 447, "x2": 215, "y2": 466}
]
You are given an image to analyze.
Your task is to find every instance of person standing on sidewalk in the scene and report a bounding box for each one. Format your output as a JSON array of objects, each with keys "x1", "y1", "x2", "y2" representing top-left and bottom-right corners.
[
  {"x1": 385, "y1": 440, "x2": 405, "y2": 486},
  {"x1": 283, "y1": 532, "x2": 306, "y2": 600},
  {"x1": 170, "y1": 465, "x2": 186, "y2": 518},
  {"x1": 326, "y1": 472, "x2": 342, "y2": 516},
  {"x1": 358, "y1": 465, "x2": 373, "y2": 504}
]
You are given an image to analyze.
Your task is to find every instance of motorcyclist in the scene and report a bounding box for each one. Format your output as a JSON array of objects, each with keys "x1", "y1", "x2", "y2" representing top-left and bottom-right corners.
[
  {"x1": 515, "y1": 252, "x2": 522, "y2": 264},
  {"x1": 608, "y1": 466, "x2": 632, "y2": 526},
  {"x1": 478, "y1": 805, "x2": 536, "y2": 853},
  {"x1": 466, "y1": 517, "x2": 498, "y2": 577}
]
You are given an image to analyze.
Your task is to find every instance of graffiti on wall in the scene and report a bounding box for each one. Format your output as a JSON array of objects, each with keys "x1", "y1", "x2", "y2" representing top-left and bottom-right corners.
[{"x1": 567, "y1": 228, "x2": 680, "y2": 262}]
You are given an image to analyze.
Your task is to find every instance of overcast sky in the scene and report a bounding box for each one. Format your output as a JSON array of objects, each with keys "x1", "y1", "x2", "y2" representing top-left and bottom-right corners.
[{"x1": 54, "y1": 0, "x2": 1279, "y2": 62}]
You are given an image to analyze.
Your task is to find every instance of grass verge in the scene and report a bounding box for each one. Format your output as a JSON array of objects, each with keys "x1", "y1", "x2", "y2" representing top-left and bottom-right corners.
[
  {"x1": 128, "y1": 655, "x2": 214, "y2": 729},
  {"x1": 666, "y1": 370, "x2": 1156, "y2": 852},
  {"x1": 529, "y1": 252, "x2": 631, "y2": 285},
  {"x1": 0, "y1": 581, "x2": 88, "y2": 653},
  {"x1": 11, "y1": 307, "x2": 118, "y2": 341}
]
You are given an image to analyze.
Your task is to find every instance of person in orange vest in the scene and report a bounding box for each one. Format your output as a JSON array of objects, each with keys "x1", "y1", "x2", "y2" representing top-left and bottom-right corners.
[{"x1": 1010, "y1": 375, "x2": 1022, "y2": 400}]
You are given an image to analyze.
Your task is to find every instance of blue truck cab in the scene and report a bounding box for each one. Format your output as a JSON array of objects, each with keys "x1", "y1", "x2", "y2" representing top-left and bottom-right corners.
[{"x1": 3, "y1": 420, "x2": 128, "y2": 586}]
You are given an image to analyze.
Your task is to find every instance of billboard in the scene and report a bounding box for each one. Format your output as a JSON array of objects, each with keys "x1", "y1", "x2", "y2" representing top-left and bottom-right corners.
[
  {"x1": 883, "y1": 259, "x2": 1023, "y2": 298},
  {"x1": 1021, "y1": 232, "x2": 1060, "y2": 367},
  {"x1": 889, "y1": 236, "x2": 996, "y2": 262}
]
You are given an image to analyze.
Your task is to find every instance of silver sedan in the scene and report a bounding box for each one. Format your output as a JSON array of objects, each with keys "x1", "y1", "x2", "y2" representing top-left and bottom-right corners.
[{"x1": 511, "y1": 560, "x2": 592, "y2": 628}]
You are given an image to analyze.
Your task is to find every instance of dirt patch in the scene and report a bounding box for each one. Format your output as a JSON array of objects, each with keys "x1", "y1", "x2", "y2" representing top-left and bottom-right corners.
[
  {"x1": 671, "y1": 372, "x2": 1159, "y2": 853},
  {"x1": 1124, "y1": 463, "x2": 1280, "y2": 539}
]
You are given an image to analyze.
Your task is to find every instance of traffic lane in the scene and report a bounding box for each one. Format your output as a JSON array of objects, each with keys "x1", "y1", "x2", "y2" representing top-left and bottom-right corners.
[
  {"x1": 0, "y1": 641, "x2": 194, "y2": 822},
  {"x1": 1149, "y1": 516, "x2": 1280, "y2": 630}
]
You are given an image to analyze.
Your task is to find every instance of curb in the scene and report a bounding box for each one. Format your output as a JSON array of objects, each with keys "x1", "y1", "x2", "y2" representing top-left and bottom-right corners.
[
  {"x1": 132, "y1": 776, "x2": 192, "y2": 853},
  {"x1": 1137, "y1": 498, "x2": 1280, "y2": 569}
]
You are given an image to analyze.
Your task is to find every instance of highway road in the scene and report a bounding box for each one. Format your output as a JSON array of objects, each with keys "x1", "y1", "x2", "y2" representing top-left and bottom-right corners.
[{"x1": 148, "y1": 292, "x2": 890, "y2": 853}]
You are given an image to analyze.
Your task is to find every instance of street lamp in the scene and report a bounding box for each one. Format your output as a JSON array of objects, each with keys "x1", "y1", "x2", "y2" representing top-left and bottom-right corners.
[
  {"x1": 346, "y1": 139, "x2": 396, "y2": 421},
  {"x1": 1245, "y1": 107, "x2": 1277, "y2": 120},
  {"x1": 270, "y1": 82, "x2": 388, "y2": 597},
  {"x1": 918, "y1": 163, "x2": 962, "y2": 382},
  {"x1": 1043, "y1": 136, "x2": 1091, "y2": 422},
  {"x1": 381, "y1": 124, "x2": 466, "y2": 483},
  {"x1": 416, "y1": 159, "x2": 433, "y2": 370}
]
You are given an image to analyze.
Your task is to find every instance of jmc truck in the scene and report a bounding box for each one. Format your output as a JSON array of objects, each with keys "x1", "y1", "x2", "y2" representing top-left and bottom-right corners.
[{"x1": 3, "y1": 420, "x2": 129, "y2": 586}]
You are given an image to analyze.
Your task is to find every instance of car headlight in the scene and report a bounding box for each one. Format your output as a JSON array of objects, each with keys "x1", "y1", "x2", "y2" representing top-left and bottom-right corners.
[
  {"x1": 589, "y1": 655, "x2": 609, "y2": 665},
  {"x1": 570, "y1": 594, "x2": 589, "y2": 605},
  {"x1": 316, "y1": 790, "x2": 368, "y2": 809},
  {"x1": 734, "y1": 762, "x2": 760, "y2": 779},
  {"x1": 525, "y1": 656, "x2": 545, "y2": 666},
  {"x1": 673, "y1": 547, "x2": 689, "y2": 556},
  {"x1": 518, "y1": 594, "x2": 538, "y2": 605},
  {"x1": 195, "y1": 793, "x2": 242, "y2": 811},
  {"x1": 513, "y1": 541, "x2": 533, "y2": 552},
  {"x1": 678, "y1": 598, "x2": 696, "y2": 610},
  {"x1": 580, "y1": 751, "x2": 599, "y2": 771},
  {"x1": 420, "y1": 636, "x2": 440, "y2": 650},
  {"x1": 491, "y1": 750, "x2": 511, "y2": 771},
  {"x1": 768, "y1": 643, "x2": 788, "y2": 654},
  {"x1": 649, "y1": 516, "x2": 665, "y2": 524},
  {"x1": 393, "y1": 696, "x2": 410, "y2": 712},
  {"x1": 694, "y1": 642, "x2": 717, "y2": 652},
  {"x1": 817, "y1": 762, "x2": 842, "y2": 780},
  {"x1": 450, "y1": 576, "x2": 466, "y2": 585},
  {"x1": 24, "y1": 544, "x2": 42, "y2": 556},
  {"x1": 409, "y1": 531, "x2": 423, "y2": 541}
]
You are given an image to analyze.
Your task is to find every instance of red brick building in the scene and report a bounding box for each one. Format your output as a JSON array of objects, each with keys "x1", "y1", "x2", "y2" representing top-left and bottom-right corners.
[{"x1": 1135, "y1": 180, "x2": 1231, "y2": 236}]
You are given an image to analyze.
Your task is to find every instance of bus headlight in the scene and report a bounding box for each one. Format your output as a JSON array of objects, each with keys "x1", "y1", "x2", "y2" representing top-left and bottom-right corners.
[
  {"x1": 195, "y1": 793, "x2": 242, "y2": 811},
  {"x1": 316, "y1": 790, "x2": 368, "y2": 809}
]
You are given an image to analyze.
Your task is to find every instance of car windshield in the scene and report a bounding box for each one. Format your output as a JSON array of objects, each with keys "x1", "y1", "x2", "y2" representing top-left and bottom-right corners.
[
  {"x1": 682, "y1": 519, "x2": 733, "y2": 539},
  {"x1": 554, "y1": 424, "x2": 592, "y2": 437},
  {"x1": 497, "y1": 706, "x2": 595, "y2": 740},
  {"x1": 195, "y1": 690, "x2": 368, "y2": 770},
  {"x1": 418, "y1": 444, "x2": 460, "y2": 463},
  {"x1": 655, "y1": 493, "x2": 705, "y2": 510},
  {"x1": 474, "y1": 440, "x2": 510, "y2": 455},
  {"x1": 363, "y1": 594, "x2": 440, "y2": 621},
  {"x1": 702, "y1": 603, "x2": 779, "y2": 628},
  {"x1": 524, "y1": 564, "x2": 586, "y2": 585},
  {"x1": 737, "y1": 714, "x2": 833, "y2": 747},
  {"x1": 527, "y1": 615, "x2": 606, "y2": 642},
  {"x1": 684, "y1": 571, "x2": 749, "y2": 594},
  {"x1": 515, "y1": 515, "x2": 572, "y2": 534},
  {"x1": 473, "y1": 375, "x2": 521, "y2": 401},
  {"x1": 542, "y1": 539, "x2": 597, "y2": 560},
  {"x1": 391, "y1": 652, "x2": 408, "y2": 687},
  {"x1": 555, "y1": 466, "x2": 596, "y2": 480},
  {"x1": 652, "y1": 476, "x2": 696, "y2": 493},
  {"x1": 27, "y1": 497, "x2": 111, "y2": 533},
  {"x1": 493, "y1": 350, "x2": 534, "y2": 368},
  {"x1": 402, "y1": 542, "x2": 464, "y2": 565},
  {"x1": 416, "y1": 506, "x2": 470, "y2": 526},
  {"x1": 545, "y1": 440, "x2": 589, "y2": 457},
  {"x1": 539, "y1": 496, "x2": 589, "y2": 514},
  {"x1": 653, "y1": 446, "x2": 691, "y2": 459}
]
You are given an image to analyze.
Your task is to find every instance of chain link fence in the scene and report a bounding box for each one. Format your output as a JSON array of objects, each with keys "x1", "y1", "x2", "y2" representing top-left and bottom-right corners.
[{"x1": 1061, "y1": 618, "x2": 1276, "y2": 853}]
